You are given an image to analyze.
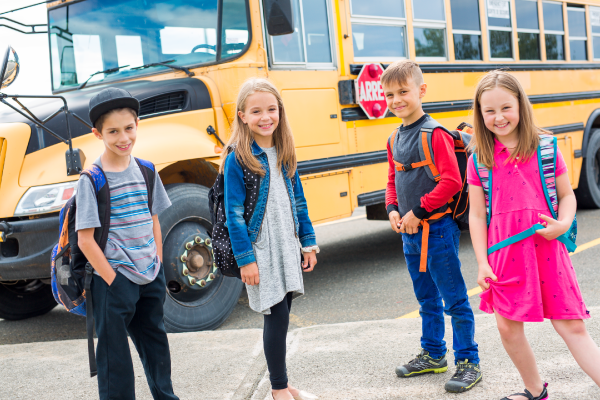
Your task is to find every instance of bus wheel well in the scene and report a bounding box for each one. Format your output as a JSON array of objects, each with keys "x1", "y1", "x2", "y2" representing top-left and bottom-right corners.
[
  {"x1": 583, "y1": 109, "x2": 600, "y2": 155},
  {"x1": 159, "y1": 159, "x2": 218, "y2": 188}
]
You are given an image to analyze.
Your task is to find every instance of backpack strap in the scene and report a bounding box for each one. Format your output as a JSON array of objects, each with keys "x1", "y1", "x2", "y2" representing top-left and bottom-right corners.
[
  {"x1": 536, "y1": 135, "x2": 577, "y2": 251},
  {"x1": 134, "y1": 158, "x2": 156, "y2": 216},
  {"x1": 537, "y1": 135, "x2": 559, "y2": 218},
  {"x1": 473, "y1": 153, "x2": 492, "y2": 226},
  {"x1": 388, "y1": 128, "x2": 398, "y2": 160},
  {"x1": 84, "y1": 262, "x2": 97, "y2": 377},
  {"x1": 389, "y1": 127, "x2": 441, "y2": 181},
  {"x1": 81, "y1": 164, "x2": 111, "y2": 251},
  {"x1": 416, "y1": 127, "x2": 441, "y2": 182}
]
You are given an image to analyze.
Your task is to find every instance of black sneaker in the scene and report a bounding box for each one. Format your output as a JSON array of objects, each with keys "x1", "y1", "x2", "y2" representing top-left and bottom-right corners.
[
  {"x1": 395, "y1": 349, "x2": 448, "y2": 378},
  {"x1": 500, "y1": 382, "x2": 549, "y2": 400},
  {"x1": 444, "y1": 360, "x2": 482, "y2": 393}
]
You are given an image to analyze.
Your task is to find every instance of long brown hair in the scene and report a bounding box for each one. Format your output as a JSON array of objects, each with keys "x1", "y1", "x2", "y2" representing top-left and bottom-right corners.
[
  {"x1": 219, "y1": 78, "x2": 297, "y2": 178},
  {"x1": 471, "y1": 70, "x2": 548, "y2": 168}
]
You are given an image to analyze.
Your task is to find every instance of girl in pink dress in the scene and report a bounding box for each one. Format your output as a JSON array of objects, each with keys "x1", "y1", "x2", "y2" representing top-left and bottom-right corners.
[{"x1": 467, "y1": 71, "x2": 600, "y2": 400}]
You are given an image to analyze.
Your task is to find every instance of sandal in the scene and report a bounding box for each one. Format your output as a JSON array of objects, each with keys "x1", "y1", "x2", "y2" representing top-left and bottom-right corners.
[{"x1": 501, "y1": 382, "x2": 548, "y2": 400}]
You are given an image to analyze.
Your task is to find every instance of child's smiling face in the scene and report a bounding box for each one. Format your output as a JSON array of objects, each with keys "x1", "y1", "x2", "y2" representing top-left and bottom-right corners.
[
  {"x1": 480, "y1": 86, "x2": 520, "y2": 143},
  {"x1": 382, "y1": 77, "x2": 426, "y2": 123},
  {"x1": 238, "y1": 91, "x2": 280, "y2": 147},
  {"x1": 93, "y1": 109, "x2": 138, "y2": 158}
]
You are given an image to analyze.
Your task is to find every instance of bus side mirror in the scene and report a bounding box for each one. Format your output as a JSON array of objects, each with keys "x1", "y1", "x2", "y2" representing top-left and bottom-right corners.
[
  {"x1": 0, "y1": 46, "x2": 19, "y2": 90},
  {"x1": 263, "y1": 0, "x2": 294, "y2": 36}
]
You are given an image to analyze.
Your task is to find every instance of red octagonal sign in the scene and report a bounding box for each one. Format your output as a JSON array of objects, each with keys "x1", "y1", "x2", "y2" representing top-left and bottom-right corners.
[{"x1": 355, "y1": 63, "x2": 387, "y2": 119}]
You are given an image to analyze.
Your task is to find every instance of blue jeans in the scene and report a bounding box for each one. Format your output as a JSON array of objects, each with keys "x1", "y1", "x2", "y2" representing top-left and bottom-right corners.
[{"x1": 401, "y1": 215, "x2": 479, "y2": 364}]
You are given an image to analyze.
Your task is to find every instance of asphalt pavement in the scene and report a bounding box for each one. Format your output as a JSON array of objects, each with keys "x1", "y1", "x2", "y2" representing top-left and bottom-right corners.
[{"x1": 2, "y1": 208, "x2": 600, "y2": 399}]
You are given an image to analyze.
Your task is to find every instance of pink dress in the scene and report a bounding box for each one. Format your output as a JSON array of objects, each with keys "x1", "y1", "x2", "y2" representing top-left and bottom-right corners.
[{"x1": 467, "y1": 138, "x2": 589, "y2": 322}]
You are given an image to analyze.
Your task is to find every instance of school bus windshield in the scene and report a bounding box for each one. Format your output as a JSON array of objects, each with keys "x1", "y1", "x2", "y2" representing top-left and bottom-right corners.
[{"x1": 48, "y1": 0, "x2": 250, "y2": 92}]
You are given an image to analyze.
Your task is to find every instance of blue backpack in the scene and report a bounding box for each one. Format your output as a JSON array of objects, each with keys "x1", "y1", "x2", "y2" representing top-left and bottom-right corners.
[
  {"x1": 50, "y1": 158, "x2": 155, "y2": 377},
  {"x1": 473, "y1": 134, "x2": 577, "y2": 255}
]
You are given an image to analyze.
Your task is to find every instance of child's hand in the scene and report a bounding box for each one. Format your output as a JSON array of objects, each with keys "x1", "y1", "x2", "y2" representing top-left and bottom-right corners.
[
  {"x1": 388, "y1": 211, "x2": 402, "y2": 233},
  {"x1": 104, "y1": 269, "x2": 117, "y2": 286},
  {"x1": 536, "y1": 214, "x2": 570, "y2": 241},
  {"x1": 477, "y1": 263, "x2": 497, "y2": 291},
  {"x1": 302, "y1": 250, "x2": 317, "y2": 272},
  {"x1": 240, "y1": 262, "x2": 260, "y2": 286},
  {"x1": 400, "y1": 210, "x2": 421, "y2": 234}
]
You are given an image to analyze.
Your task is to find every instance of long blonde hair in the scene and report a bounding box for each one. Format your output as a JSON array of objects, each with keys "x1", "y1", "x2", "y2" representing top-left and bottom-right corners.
[
  {"x1": 219, "y1": 78, "x2": 297, "y2": 179},
  {"x1": 471, "y1": 70, "x2": 548, "y2": 168}
]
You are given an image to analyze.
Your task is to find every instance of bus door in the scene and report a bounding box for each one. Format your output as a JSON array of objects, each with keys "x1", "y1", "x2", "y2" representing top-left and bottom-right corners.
[{"x1": 264, "y1": 0, "x2": 353, "y2": 223}]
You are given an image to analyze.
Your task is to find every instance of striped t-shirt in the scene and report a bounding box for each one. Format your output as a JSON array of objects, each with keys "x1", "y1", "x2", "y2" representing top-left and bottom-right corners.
[{"x1": 75, "y1": 156, "x2": 171, "y2": 285}]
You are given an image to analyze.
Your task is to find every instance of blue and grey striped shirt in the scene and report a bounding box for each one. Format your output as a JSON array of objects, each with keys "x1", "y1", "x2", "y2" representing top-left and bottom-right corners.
[{"x1": 75, "y1": 156, "x2": 171, "y2": 285}]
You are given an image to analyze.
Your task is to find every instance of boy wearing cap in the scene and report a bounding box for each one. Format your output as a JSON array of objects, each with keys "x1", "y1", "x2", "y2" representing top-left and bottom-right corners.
[{"x1": 77, "y1": 88, "x2": 179, "y2": 400}]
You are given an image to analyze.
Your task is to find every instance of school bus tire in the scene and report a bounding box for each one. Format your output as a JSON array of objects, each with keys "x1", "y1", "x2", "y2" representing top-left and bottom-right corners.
[
  {"x1": 576, "y1": 129, "x2": 600, "y2": 209},
  {"x1": 160, "y1": 183, "x2": 244, "y2": 332},
  {"x1": 0, "y1": 280, "x2": 57, "y2": 320}
]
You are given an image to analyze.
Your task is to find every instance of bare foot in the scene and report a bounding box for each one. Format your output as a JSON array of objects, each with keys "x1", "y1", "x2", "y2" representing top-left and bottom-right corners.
[{"x1": 272, "y1": 388, "x2": 293, "y2": 400}]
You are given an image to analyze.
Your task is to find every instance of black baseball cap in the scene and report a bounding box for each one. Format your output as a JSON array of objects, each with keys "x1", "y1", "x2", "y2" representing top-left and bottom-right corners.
[{"x1": 88, "y1": 87, "x2": 140, "y2": 127}]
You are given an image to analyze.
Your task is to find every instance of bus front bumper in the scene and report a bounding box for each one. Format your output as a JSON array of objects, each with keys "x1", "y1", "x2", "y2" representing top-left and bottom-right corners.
[{"x1": 0, "y1": 216, "x2": 59, "y2": 281}]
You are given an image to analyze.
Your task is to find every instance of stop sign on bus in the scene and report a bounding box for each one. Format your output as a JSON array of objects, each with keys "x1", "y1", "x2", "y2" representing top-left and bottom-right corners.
[{"x1": 354, "y1": 63, "x2": 387, "y2": 119}]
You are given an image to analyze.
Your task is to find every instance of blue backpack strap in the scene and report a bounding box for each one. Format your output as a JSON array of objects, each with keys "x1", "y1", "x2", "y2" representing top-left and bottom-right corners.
[
  {"x1": 473, "y1": 153, "x2": 492, "y2": 226},
  {"x1": 81, "y1": 164, "x2": 110, "y2": 251},
  {"x1": 537, "y1": 135, "x2": 559, "y2": 218},
  {"x1": 82, "y1": 164, "x2": 107, "y2": 193},
  {"x1": 537, "y1": 134, "x2": 577, "y2": 250},
  {"x1": 134, "y1": 158, "x2": 156, "y2": 215}
]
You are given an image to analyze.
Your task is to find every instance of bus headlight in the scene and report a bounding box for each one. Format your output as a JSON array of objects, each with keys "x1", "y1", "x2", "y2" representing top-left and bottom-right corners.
[{"x1": 14, "y1": 181, "x2": 78, "y2": 216}]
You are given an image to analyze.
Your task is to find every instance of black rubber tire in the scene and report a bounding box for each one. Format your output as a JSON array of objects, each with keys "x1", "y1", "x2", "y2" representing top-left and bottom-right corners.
[
  {"x1": 0, "y1": 280, "x2": 57, "y2": 320},
  {"x1": 160, "y1": 183, "x2": 243, "y2": 332},
  {"x1": 575, "y1": 129, "x2": 600, "y2": 209}
]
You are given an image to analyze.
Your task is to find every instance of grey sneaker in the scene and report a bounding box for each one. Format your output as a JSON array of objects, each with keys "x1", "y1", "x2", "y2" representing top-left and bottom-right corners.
[
  {"x1": 395, "y1": 349, "x2": 448, "y2": 378},
  {"x1": 444, "y1": 360, "x2": 482, "y2": 393}
]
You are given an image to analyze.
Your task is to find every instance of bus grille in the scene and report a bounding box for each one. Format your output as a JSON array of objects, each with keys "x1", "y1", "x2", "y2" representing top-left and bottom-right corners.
[
  {"x1": 139, "y1": 92, "x2": 186, "y2": 117},
  {"x1": 0, "y1": 138, "x2": 6, "y2": 189}
]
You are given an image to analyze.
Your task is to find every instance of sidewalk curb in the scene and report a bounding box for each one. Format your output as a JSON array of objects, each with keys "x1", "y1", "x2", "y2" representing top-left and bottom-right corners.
[{"x1": 232, "y1": 349, "x2": 267, "y2": 400}]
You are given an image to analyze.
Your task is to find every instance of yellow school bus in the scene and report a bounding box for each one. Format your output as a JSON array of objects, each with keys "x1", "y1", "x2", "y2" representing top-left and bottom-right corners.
[{"x1": 1, "y1": 0, "x2": 599, "y2": 331}]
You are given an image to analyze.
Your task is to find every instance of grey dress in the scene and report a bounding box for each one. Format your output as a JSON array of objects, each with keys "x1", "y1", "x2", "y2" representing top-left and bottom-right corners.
[{"x1": 246, "y1": 146, "x2": 304, "y2": 314}]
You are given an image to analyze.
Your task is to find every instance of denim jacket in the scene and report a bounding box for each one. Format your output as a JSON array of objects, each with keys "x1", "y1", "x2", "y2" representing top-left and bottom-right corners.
[{"x1": 223, "y1": 141, "x2": 317, "y2": 267}]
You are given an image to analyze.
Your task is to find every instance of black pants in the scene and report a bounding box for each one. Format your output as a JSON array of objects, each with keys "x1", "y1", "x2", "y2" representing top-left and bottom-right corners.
[
  {"x1": 91, "y1": 267, "x2": 179, "y2": 400},
  {"x1": 263, "y1": 292, "x2": 293, "y2": 390}
]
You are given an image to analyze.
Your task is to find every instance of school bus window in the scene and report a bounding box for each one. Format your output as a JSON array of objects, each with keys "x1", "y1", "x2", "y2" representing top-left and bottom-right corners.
[
  {"x1": 542, "y1": 1, "x2": 565, "y2": 60},
  {"x1": 351, "y1": 0, "x2": 405, "y2": 18},
  {"x1": 412, "y1": 0, "x2": 447, "y2": 60},
  {"x1": 269, "y1": 0, "x2": 333, "y2": 65},
  {"x1": 48, "y1": 0, "x2": 250, "y2": 91},
  {"x1": 72, "y1": 35, "x2": 103, "y2": 84},
  {"x1": 352, "y1": 24, "x2": 407, "y2": 60},
  {"x1": 487, "y1": 0, "x2": 513, "y2": 60},
  {"x1": 271, "y1": 0, "x2": 305, "y2": 63},
  {"x1": 515, "y1": 0, "x2": 541, "y2": 60},
  {"x1": 116, "y1": 36, "x2": 144, "y2": 71},
  {"x1": 221, "y1": 0, "x2": 251, "y2": 58},
  {"x1": 350, "y1": 0, "x2": 407, "y2": 60},
  {"x1": 449, "y1": 0, "x2": 482, "y2": 61},
  {"x1": 161, "y1": 27, "x2": 217, "y2": 55},
  {"x1": 567, "y1": 6, "x2": 588, "y2": 61},
  {"x1": 591, "y1": 7, "x2": 600, "y2": 61}
]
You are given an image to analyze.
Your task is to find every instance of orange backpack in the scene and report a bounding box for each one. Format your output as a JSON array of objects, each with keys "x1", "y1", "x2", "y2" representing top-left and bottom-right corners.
[{"x1": 389, "y1": 122, "x2": 473, "y2": 272}]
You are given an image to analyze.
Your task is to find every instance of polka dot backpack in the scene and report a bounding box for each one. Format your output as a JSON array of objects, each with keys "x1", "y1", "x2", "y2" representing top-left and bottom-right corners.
[{"x1": 208, "y1": 155, "x2": 260, "y2": 279}]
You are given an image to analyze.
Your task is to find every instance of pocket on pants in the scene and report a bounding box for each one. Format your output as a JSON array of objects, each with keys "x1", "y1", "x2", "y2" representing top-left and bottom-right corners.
[{"x1": 107, "y1": 271, "x2": 123, "y2": 293}]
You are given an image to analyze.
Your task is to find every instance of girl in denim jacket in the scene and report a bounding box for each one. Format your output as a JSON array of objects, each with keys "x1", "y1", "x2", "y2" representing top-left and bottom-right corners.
[{"x1": 221, "y1": 78, "x2": 319, "y2": 400}]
